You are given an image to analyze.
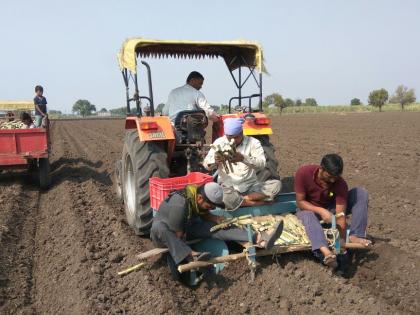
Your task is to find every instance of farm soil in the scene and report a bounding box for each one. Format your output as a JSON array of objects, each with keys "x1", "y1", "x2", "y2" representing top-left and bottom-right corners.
[{"x1": 0, "y1": 112, "x2": 419, "y2": 314}]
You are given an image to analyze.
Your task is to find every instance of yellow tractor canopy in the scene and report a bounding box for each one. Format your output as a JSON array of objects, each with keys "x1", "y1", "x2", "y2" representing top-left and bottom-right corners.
[
  {"x1": 118, "y1": 38, "x2": 266, "y2": 74},
  {"x1": 0, "y1": 101, "x2": 34, "y2": 111}
]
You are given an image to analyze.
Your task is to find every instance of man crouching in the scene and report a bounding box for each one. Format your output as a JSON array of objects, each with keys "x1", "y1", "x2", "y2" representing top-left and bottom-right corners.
[{"x1": 150, "y1": 182, "x2": 283, "y2": 266}]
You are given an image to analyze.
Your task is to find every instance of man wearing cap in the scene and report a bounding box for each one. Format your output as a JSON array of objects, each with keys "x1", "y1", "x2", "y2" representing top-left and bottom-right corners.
[
  {"x1": 203, "y1": 118, "x2": 282, "y2": 209},
  {"x1": 150, "y1": 182, "x2": 283, "y2": 266},
  {"x1": 295, "y1": 154, "x2": 371, "y2": 269}
]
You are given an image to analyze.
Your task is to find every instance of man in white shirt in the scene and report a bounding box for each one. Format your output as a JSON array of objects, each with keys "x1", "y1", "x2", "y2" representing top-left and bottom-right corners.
[
  {"x1": 163, "y1": 71, "x2": 219, "y2": 122},
  {"x1": 203, "y1": 118, "x2": 281, "y2": 209}
]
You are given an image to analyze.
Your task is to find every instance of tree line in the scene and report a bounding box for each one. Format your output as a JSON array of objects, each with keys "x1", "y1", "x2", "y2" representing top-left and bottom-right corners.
[
  {"x1": 71, "y1": 84, "x2": 416, "y2": 116},
  {"x1": 367, "y1": 85, "x2": 416, "y2": 112},
  {"x1": 264, "y1": 84, "x2": 416, "y2": 113}
]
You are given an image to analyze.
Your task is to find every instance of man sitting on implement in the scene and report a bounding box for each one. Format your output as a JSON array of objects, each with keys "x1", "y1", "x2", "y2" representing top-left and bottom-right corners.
[
  {"x1": 295, "y1": 154, "x2": 372, "y2": 269},
  {"x1": 150, "y1": 182, "x2": 283, "y2": 266},
  {"x1": 203, "y1": 118, "x2": 281, "y2": 208}
]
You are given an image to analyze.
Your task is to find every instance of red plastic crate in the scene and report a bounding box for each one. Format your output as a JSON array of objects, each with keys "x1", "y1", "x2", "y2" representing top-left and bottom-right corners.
[{"x1": 149, "y1": 172, "x2": 214, "y2": 210}]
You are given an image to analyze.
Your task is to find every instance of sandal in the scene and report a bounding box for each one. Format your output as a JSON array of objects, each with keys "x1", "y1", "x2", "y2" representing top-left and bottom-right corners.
[
  {"x1": 323, "y1": 254, "x2": 338, "y2": 269},
  {"x1": 260, "y1": 221, "x2": 284, "y2": 250}
]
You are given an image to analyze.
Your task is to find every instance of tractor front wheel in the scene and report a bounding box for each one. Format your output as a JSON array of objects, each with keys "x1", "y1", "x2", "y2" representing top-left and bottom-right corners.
[{"x1": 122, "y1": 130, "x2": 169, "y2": 235}]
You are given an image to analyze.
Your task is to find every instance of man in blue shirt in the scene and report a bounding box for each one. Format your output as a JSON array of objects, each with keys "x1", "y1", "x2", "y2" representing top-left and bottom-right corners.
[{"x1": 33, "y1": 85, "x2": 47, "y2": 127}]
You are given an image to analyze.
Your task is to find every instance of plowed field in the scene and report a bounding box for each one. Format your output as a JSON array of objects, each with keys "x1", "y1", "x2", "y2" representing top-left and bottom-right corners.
[{"x1": 1, "y1": 112, "x2": 419, "y2": 315}]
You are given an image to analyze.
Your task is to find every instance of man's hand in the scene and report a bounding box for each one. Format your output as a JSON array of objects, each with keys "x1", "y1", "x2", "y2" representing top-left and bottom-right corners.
[
  {"x1": 230, "y1": 152, "x2": 244, "y2": 163},
  {"x1": 175, "y1": 231, "x2": 185, "y2": 240},
  {"x1": 214, "y1": 152, "x2": 223, "y2": 164},
  {"x1": 319, "y1": 208, "x2": 333, "y2": 223}
]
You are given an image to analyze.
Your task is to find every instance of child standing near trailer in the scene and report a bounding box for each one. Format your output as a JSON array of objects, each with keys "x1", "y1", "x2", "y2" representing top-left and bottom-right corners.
[{"x1": 33, "y1": 85, "x2": 48, "y2": 127}]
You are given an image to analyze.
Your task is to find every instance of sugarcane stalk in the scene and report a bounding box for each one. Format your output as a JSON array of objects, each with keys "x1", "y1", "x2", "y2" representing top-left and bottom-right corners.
[{"x1": 117, "y1": 262, "x2": 145, "y2": 276}]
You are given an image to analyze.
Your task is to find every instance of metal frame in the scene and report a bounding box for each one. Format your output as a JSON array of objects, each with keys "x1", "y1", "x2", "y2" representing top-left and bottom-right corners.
[
  {"x1": 226, "y1": 54, "x2": 263, "y2": 113},
  {"x1": 121, "y1": 61, "x2": 154, "y2": 117},
  {"x1": 121, "y1": 52, "x2": 263, "y2": 117}
]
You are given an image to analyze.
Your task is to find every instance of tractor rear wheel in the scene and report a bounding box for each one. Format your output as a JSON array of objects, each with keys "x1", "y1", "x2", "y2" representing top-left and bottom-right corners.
[
  {"x1": 114, "y1": 160, "x2": 123, "y2": 202},
  {"x1": 122, "y1": 130, "x2": 169, "y2": 235},
  {"x1": 39, "y1": 158, "x2": 51, "y2": 189},
  {"x1": 254, "y1": 135, "x2": 280, "y2": 182}
]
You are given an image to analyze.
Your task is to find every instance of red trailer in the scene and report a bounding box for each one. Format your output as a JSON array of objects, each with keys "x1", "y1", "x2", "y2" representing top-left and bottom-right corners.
[{"x1": 0, "y1": 101, "x2": 51, "y2": 188}]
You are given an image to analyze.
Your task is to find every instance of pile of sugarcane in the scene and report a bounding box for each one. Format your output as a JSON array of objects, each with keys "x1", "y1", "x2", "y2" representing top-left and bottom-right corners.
[
  {"x1": 211, "y1": 138, "x2": 236, "y2": 173},
  {"x1": 211, "y1": 214, "x2": 339, "y2": 247},
  {"x1": 0, "y1": 120, "x2": 25, "y2": 129}
]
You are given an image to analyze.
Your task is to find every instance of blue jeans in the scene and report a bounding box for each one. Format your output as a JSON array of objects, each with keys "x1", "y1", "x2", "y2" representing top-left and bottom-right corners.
[{"x1": 297, "y1": 187, "x2": 369, "y2": 251}]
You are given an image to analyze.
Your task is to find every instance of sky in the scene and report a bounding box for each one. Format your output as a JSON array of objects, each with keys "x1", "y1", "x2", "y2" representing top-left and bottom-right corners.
[{"x1": 1, "y1": 0, "x2": 419, "y2": 112}]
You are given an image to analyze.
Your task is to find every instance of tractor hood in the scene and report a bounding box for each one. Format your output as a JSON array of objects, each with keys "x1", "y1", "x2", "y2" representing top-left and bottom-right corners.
[{"x1": 118, "y1": 38, "x2": 266, "y2": 74}]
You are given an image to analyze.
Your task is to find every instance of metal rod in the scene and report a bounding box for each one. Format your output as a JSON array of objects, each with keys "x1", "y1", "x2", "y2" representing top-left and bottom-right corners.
[
  {"x1": 122, "y1": 70, "x2": 130, "y2": 114},
  {"x1": 134, "y1": 73, "x2": 141, "y2": 116},
  {"x1": 259, "y1": 73, "x2": 263, "y2": 112},
  {"x1": 238, "y1": 64, "x2": 242, "y2": 107},
  {"x1": 141, "y1": 61, "x2": 155, "y2": 116}
]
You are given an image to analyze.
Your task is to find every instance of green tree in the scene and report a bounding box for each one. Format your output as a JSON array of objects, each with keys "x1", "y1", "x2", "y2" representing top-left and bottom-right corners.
[
  {"x1": 368, "y1": 89, "x2": 388, "y2": 112},
  {"x1": 72, "y1": 99, "x2": 96, "y2": 117},
  {"x1": 305, "y1": 98, "x2": 317, "y2": 106},
  {"x1": 350, "y1": 98, "x2": 361, "y2": 106},
  {"x1": 210, "y1": 105, "x2": 220, "y2": 113},
  {"x1": 49, "y1": 110, "x2": 62, "y2": 115},
  {"x1": 219, "y1": 104, "x2": 229, "y2": 114},
  {"x1": 263, "y1": 93, "x2": 286, "y2": 113},
  {"x1": 389, "y1": 85, "x2": 416, "y2": 111},
  {"x1": 295, "y1": 99, "x2": 303, "y2": 106},
  {"x1": 99, "y1": 107, "x2": 108, "y2": 113},
  {"x1": 284, "y1": 98, "x2": 294, "y2": 108},
  {"x1": 109, "y1": 107, "x2": 126, "y2": 116}
]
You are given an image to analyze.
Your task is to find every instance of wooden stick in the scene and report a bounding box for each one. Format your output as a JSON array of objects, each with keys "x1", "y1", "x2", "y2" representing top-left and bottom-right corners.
[
  {"x1": 135, "y1": 239, "x2": 201, "y2": 260},
  {"x1": 177, "y1": 244, "x2": 310, "y2": 273},
  {"x1": 117, "y1": 262, "x2": 145, "y2": 276},
  {"x1": 177, "y1": 243, "x2": 371, "y2": 273}
]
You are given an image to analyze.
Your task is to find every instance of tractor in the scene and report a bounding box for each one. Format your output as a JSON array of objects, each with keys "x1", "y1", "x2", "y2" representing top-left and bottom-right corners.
[{"x1": 115, "y1": 38, "x2": 279, "y2": 236}]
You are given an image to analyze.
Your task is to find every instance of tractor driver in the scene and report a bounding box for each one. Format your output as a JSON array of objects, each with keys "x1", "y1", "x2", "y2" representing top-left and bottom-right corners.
[
  {"x1": 150, "y1": 182, "x2": 283, "y2": 266},
  {"x1": 203, "y1": 118, "x2": 282, "y2": 209},
  {"x1": 162, "y1": 71, "x2": 219, "y2": 123}
]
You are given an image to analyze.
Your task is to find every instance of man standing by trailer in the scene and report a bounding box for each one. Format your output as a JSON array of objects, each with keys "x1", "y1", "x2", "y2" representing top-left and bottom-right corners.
[{"x1": 33, "y1": 85, "x2": 48, "y2": 127}]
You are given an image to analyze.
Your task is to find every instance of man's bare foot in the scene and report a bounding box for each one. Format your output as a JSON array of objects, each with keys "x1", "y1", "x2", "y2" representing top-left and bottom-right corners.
[
  {"x1": 319, "y1": 246, "x2": 337, "y2": 269},
  {"x1": 349, "y1": 235, "x2": 372, "y2": 247}
]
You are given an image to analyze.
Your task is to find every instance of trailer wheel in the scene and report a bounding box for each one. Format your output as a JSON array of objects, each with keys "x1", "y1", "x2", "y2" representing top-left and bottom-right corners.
[
  {"x1": 254, "y1": 135, "x2": 280, "y2": 182},
  {"x1": 39, "y1": 158, "x2": 51, "y2": 189},
  {"x1": 122, "y1": 130, "x2": 169, "y2": 235},
  {"x1": 114, "y1": 160, "x2": 123, "y2": 202}
]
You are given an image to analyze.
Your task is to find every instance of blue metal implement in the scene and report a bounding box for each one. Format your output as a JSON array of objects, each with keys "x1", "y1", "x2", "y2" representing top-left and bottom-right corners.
[{"x1": 211, "y1": 192, "x2": 297, "y2": 218}]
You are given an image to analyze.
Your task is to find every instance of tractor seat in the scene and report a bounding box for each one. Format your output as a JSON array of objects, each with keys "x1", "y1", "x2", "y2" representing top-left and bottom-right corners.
[{"x1": 173, "y1": 110, "x2": 208, "y2": 144}]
